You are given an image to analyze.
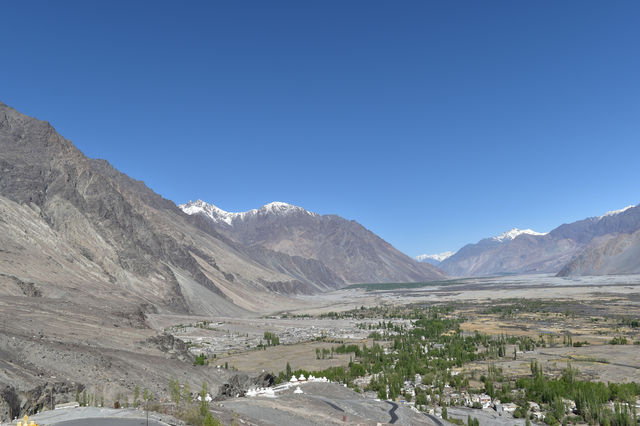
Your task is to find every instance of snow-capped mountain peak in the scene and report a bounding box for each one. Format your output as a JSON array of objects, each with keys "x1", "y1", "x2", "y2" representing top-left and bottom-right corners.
[
  {"x1": 259, "y1": 201, "x2": 309, "y2": 215},
  {"x1": 415, "y1": 251, "x2": 455, "y2": 263},
  {"x1": 598, "y1": 205, "x2": 635, "y2": 220},
  {"x1": 179, "y1": 199, "x2": 316, "y2": 225},
  {"x1": 492, "y1": 228, "x2": 547, "y2": 242},
  {"x1": 180, "y1": 199, "x2": 237, "y2": 225}
]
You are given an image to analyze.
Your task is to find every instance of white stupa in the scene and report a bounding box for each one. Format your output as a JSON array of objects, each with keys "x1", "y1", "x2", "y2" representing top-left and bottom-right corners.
[
  {"x1": 290, "y1": 375, "x2": 298, "y2": 383},
  {"x1": 294, "y1": 386, "x2": 303, "y2": 394}
]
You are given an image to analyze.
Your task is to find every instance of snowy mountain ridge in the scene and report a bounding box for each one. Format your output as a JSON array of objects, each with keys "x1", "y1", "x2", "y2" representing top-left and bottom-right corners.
[
  {"x1": 597, "y1": 205, "x2": 636, "y2": 220},
  {"x1": 415, "y1": 251, "x2": 455, "y2": 263},
  {"x1": 492, "y1": 228, "x2": 547, "y2": 242},
  {"x1": 180, "y1": 199, "x2": 317, "y2": 226}
]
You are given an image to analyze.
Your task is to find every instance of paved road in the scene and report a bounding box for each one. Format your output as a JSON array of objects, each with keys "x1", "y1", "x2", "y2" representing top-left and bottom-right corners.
[
  {"x1": 424, "y1": 412, "x2": 445, "y2": 426},
  {"x1": 321, "y1": 399, "x2": 345, "y2": 412},
  {"x1": 51, "y1": 419, "x2": 166, "y2": 426},
  {"x1": 386, "y1": 401, "x2": 399, "y2": 424}
]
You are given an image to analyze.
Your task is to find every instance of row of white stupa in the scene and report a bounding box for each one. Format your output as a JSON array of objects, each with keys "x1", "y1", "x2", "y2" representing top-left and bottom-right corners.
[
  {"x1": 246, "y1": 374, "x2": 330, "y2": 397},
  {"x1": 289, "y1": 374, "x2": 328, "y2": 383}
]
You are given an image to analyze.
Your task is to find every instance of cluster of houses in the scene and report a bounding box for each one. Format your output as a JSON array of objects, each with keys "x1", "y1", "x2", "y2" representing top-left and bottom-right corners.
[
  {"x1": 395, "y1": 373, "x2": 548, "y2": 420},
  {"x1": 399, "y1": 376, "x2": 640, "y2": 423},
  {"x1": 276, "y1": 326, "x2": 368, "y2": 344},
  {"x1": 244, "y1": 371, "x2": 639, "y2": 422},
  {"x1": 173, "y1": 320, "x2": 371, "y2": 358}
]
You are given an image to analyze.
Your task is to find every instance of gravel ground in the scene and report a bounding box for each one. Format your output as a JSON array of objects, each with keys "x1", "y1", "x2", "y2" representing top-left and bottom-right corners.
[
  {"x1": 446, "y1": 407, "x2": 541, "y2": 426},
  {"x1": 221, "y1": 382, "x2": 437, "y2": 425}
]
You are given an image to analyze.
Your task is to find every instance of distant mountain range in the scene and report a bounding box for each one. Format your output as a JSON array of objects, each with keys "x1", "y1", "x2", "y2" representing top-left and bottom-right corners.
[
  {"x1": 432, "y1": 206, "x2": 640, "y2": 277},
  {"x1": 180, "y1": 200, "x2": 444, "y2": 285},
  {"x1": 0, "y1": 101, "x2": 443, "y2": 319},
  {"x1": 2, "y1": 99, "x2": 639, "y2": 320}
]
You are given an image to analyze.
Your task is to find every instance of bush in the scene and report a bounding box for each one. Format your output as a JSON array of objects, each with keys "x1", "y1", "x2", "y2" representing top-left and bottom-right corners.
[
  {"x1": 203, "y1": 412, "x2": 221, "y2": 426},
  {"x1": 610, "y1": 336, "x2": 628, "y2": 345},
  {"x1": 193, "y1": 353, "x2": 208, "y2": 365},
  {"x1": 513, "y1": 406, "x2": 525, "y2": 418}
]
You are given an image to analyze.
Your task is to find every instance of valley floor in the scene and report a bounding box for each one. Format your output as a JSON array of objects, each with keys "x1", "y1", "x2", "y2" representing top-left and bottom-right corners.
[{"x1": 2, "y1": 273, "x2": 640, "y2": 425}]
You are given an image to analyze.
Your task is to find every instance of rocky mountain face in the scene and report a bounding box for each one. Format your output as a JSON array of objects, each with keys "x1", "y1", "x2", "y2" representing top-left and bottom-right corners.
[
  {"x1": 557, "y1": 228, "x2": 640, "y2": 276},
  {"x1": 0, "y1": 101, "x2": 350, "y2": 319},
  {"x1": 180, "y1": 200, "x2": 445, "y2": 284},
  {"x1": 0, "y1": 101, "x2": 446, "y2": 420},
  {"x1": 0, "y1": 101, "x2": 268, "y2": 420},
  {"x1": 0, "y1": 100, "x2": 400, "y2": 315},
  {"x1": 0, "y1": 100, "x2": 443, "y2": 315},
  {"x1": 439, "y1": 207, "x2": 640, "y2": 277}
]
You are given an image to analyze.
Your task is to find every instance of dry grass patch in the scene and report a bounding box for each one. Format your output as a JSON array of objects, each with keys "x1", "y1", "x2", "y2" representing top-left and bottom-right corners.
[{"x1": 213, "y1": 340, "x2": 365, "y2": 374}]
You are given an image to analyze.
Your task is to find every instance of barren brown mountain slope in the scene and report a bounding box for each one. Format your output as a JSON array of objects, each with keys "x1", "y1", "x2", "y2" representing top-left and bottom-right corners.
[
  {"x1": 180, "y1": 199, "x2": 445, "y2": 284},
  {"x1": 0, "y1": 102, "x2": 342, "y2": 420},
  {"x1": 0, "y1": 102, "x2": 445, "y2": 420}
]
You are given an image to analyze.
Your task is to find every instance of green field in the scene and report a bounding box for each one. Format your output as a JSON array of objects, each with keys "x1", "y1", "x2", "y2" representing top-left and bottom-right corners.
[{"x1": 344, "y1": 279, "x2": 468, "y2": 291}]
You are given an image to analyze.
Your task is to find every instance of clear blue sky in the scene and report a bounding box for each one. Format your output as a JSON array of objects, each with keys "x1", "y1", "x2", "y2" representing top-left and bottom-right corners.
[{"x1": 2, "y1": 1, "x2": 639, "y2": 257}]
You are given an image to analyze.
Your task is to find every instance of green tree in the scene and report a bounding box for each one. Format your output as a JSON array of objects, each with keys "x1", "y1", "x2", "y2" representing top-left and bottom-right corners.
[
  {"x1": 169, "y1": 377, "x2": 181, "y2": 405},
  {"x1": 203, "y1": 412, "x2": 222, "y2": 426},
  {"x1": 194, "y1": 353, "x2": 208, "y2": 365},
  {"x1": 133, "y1": 385, "x2": 140, "y2": 407},
  {"x1": 551, "y1": 396, "x2": 565, "y2": 422},
  {"x1": 182, "y1": 380, "x2": 191, "y2": 404},
  {"x1": 199, "y1": 381, "x2": 209, "y2": 417}
]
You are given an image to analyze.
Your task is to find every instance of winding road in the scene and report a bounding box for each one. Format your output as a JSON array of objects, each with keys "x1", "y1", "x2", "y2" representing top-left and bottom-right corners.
[
  {"x1": 423, "y1": 412, "x2": 446, "y2": 426},
  {"x1": 385, "y1": 401, "x2": 399, "y2": 424},
  {"x1": 321, "y1": 399, "x2": 345, "y2": 412}
]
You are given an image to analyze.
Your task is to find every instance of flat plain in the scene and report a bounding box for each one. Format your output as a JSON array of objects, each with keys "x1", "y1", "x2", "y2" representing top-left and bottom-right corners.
[{"x1": 166, "y1": 273, "x2": 640, "y2": 425}]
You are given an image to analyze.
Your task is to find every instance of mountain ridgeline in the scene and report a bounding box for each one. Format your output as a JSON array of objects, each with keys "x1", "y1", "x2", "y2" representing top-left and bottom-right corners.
[
  {"x1": 0, "y1": 101, "x2": 443, "y2": 318},
  {"x1": 179, "y1": 200, "x2": 445, "y2": 285},
  {"x1": 433, "y1": 207, "x2": 640, "y2": 277},
  {"x1": 2, "y1": 98, "x2": 637, "y2": 324}
]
